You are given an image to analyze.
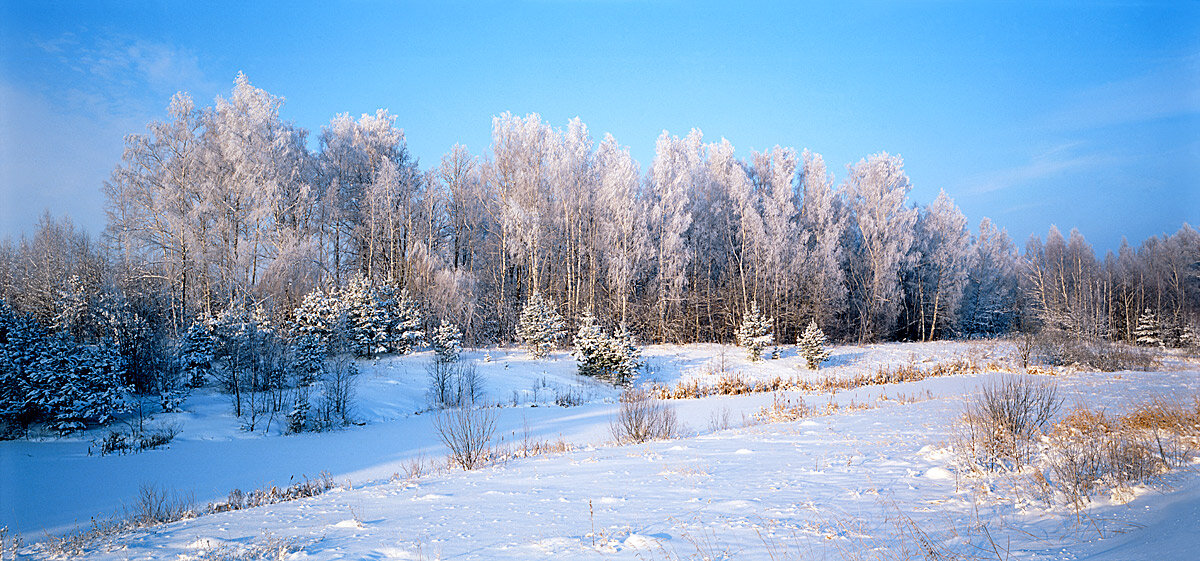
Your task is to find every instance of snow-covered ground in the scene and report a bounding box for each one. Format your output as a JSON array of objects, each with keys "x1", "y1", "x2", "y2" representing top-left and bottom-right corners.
[{"x1": 2, "y1": 341, "x2": 1198, "y2": 559}]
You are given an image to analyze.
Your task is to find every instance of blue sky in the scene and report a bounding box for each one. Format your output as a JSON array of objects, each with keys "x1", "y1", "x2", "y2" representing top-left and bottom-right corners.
[{"x1": 1, "y1": 1, "x2": 1196, "y2": 253}]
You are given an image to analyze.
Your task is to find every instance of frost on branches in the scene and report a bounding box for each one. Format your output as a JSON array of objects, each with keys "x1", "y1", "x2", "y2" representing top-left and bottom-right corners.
[
  {"x1": 799, "y1": 320, "x2": 832, "y2": 370},
  {"x1": 1134, "y1": 309, "x2": 1162, "y2": 347},
  {"x1": 516, "y1": 292, "x2": 566, "y2": 359},
  {"x1": 735, "y1": 302, "x2": 774, "y2": 361},
  {"x1": 431, "y1": 319, "x2": 462, "y2": 364}
]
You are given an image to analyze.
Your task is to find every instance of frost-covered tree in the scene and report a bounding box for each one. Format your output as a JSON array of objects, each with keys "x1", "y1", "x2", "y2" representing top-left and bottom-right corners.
[
  {"x1": 736, "y1": 302, "x2": 774, "y2": 361},
  {"x1": 431, "y1": 319, "x2": 462, "y2": 364},
  {"x1": 844, "y1": 153, "x2": 918, "y2": 341},
  {"x1": 647, "y1": 130, "x2": 700, "y2": 342},
  {"x1": 516, "y1": 292, "x2": 565, "y2": 358},
  {"x1": 959, "y1": 218, "x2": 1018, "y2": 336},
  {"x1": 907, "y1": 191, "x2": 974, "y2": 341},
  {"x1": 798, "y1": 150, "x2": 847, "y2": 334},
  {"x1": 751, "y1": 146, "x2": 801, "y2": 327},
  {"x1": 595, "y1": 135, "x2": 647, "y2": 323},
  {"x1": 798, "y1": 320, "x2": 832, "y2": 370},
  {"x1": 178, "y1": 317, "x2": 215, "y2": 388},
  {"x1": 1134, "y1": 309, "x2": 1162, "y2": 347}
]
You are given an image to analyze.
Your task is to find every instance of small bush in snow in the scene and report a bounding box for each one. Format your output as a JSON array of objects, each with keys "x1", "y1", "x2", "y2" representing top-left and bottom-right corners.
[
  {"x1": 516, "y1": 292, "x2": 565, "y2": 359},
  {"x1": 610, "y1": 387, "x2": 680, "y2": 444},
  {"x1": 957, "y1": 376, "x2": 1060, "y2": 471},
  {"x1": 434, "y1": 404, "x2": 497, "y2": 470},
  {"x1": 735, "y1": 302, "x2": 773, "y2": 361},
  {"x1": 798, "y1": 320, "x2": 832, "y2": 370}
]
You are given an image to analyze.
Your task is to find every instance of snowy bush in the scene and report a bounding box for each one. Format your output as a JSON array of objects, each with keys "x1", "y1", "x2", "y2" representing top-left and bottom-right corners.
[
  {"x1": 516, "y1": 292, "x2": 565, "y2": 359},
  {"x1": 735, "y1": 302, "x2": 773, "y2": 361},
  {"x1": 292, "y1": 290, "x2": 336, "y2": 343},
  {"x1": 610, "y1": 387, "x2": 680, "y2": 444},
  {"x1": 798, "y1": 320, "x2": 831, "y2": 370},
  {"x1": 957, "y1": 376, "x2": 1060, "y2": 471},
  {"x1": 431, "y1": 319, "x2": 462, "y2": 364},
  {"x1": 386, "y1": 287, "x2": 426, "y2": 355},
  {"x1": 340, "y1": 275, "x2": 385, "y2": 357}
]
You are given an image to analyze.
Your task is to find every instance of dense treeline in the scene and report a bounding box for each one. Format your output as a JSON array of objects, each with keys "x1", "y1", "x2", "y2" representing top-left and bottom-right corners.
[{"x1": 1, "y1": 74, "x2": 1198, "y2": 434}]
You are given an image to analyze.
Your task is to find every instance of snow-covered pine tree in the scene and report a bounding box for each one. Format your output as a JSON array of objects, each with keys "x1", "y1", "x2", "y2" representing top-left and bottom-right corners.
[
  {"x1": 392, "y1": 288, "x2": 425, "y2": 355},
  {"x1": 609, "y1": 322, "x2": 642, "y2": 385},
  {"x1": 517, "y1": 292, "x2": 566, "y2": 359},
  {"x1": 178, "y1": 317, "x2": 215, "y2": 388},
  {"x1": 431, "y1": 319, "x2": 462, "y2": 364},
  {"x1": 339, "y1": 275, "x2": 383, "y2": 357},
  {"x1": 735, "y1": 301, "x2": 774, "y2": 361},
  {"x1": 291, "y1": 333, "x2": 325, "y2": 388},
  {"x1": 573, "y1": 311, "x2": 612, "y2": 379},
  {"x1": 1134, "y1": 309, "x2": 1162, "y2": 347},
  {"x1": 799, "y1": 319, "x2": 832, "y2": 370},
  {"x1": 292, "y1": 289, "x2": 339, "y2": 345}
]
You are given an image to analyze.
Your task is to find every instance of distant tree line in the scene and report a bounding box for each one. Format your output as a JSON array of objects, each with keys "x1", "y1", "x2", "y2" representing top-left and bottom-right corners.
[{"x1": 1, "y1": 74, "x2": 1197, "y2": 434}]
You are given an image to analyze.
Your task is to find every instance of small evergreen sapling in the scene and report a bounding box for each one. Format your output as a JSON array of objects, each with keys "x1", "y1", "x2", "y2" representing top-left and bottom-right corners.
[
  {"x1": 178, "y1": 317, "x2": 215, "y2": 388},
  {"x1": 735, "y1": 302, "x2": 774, "y2": 361},
  {"x1": 572, "y1": 311, "x2": 610, "y2": 379},
  {"x1": 609, "y1": 322, "x2": 643, "y2": 386},
  {"x1": 391, "y1": 288, "x2": 426, "y2": 355},
  {"x1": 1134, "y1": 308, "x2": 1162, "y2": 347},
  {"x1": 431, "y1": 319, "x2": 462, "y2": 364},
  {"x1": 516, "y1": 292, "x2": 566, "y2": 359},
  {"x1": 799, "y1": 320, "x2": 832, "y2": 370},
  {"x1": 292, "y1": 289, "x2": 339, "y2": 345},
  {"x1": 573, "y1": 313, "x2": 642, "y2": 385}
]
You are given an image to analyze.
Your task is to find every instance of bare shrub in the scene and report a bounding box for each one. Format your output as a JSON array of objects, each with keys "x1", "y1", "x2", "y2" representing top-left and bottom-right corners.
[
  {"x1": 957, "y1": 376, "x2": 1060, "y2": 470},
  {"x1": 610, "y1": 388, "x2": 680, "y2": 444},
  {"x1": 94, "y1": 422, "x2": 181, "y2": 456},
  {"x1": 126, "y1": 483, "x2": 195, "y2": 526},
  {"x1": 1038, "y1": 399, "x2": 1200, "y2": 510},
  {"x1": 707, "y1": 407, "x2": 734, "y2": 432},
  {"x1": 1035, "y1": 330, "x2": 1159, "y2": 372},
  {"x1": 754, "y1": 393, "x2": 811, "y2": 423},
  {"x1": 317, "y1": 354, "x2": 357, "y2": 427},
  {"x1": 434, "y1": 405, "x2": 497, "y2": 469}
]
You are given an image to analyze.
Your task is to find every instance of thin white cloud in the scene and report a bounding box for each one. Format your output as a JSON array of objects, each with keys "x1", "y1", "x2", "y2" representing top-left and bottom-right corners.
[
  {"x1": 1046, "y1": 52, "x2": 1200, "y2": 131},
  {"x1": 33, "y1": 32, "x2": 216, "y2": 122},
  {"x1": 1, "y1": 32, "x2": 220, "y2": 237},
  {"x1": 967, "y1": 143, "x2": 1113, "y2": 195}
]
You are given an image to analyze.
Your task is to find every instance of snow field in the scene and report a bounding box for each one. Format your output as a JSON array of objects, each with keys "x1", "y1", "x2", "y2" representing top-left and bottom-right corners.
[{"x1": 4, "y1": 341, "x2": 1199, "y2": 560}]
